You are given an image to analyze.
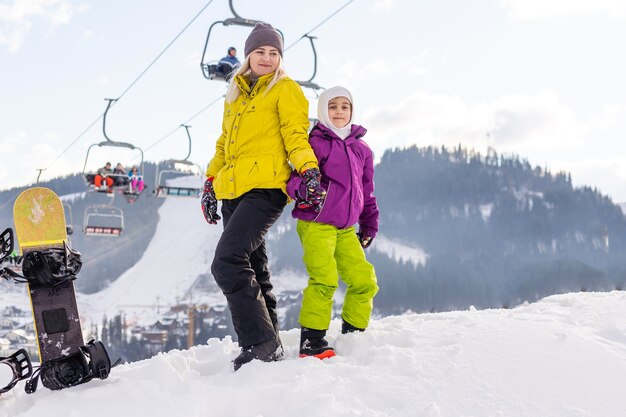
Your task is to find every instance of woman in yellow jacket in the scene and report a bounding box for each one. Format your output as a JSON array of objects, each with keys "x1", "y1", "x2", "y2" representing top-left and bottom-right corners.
[{"x1": 201, "y1": 23, "x2": 325, "y2": 371}]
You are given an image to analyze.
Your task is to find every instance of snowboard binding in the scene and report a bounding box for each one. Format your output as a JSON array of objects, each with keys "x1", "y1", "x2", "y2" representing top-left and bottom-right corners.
[
  {"x1": 0, "y1": 228, "x2": 14, "y2": 264},
  {"x1": 1, "y1": 241, "x2": 82, "y2": 286},
  {"x1": 25, "y1": 340, "x2": 114, "y2": 393},
  {"x1": 0, "y1": 348, "x2": 33, "y2": 395}
]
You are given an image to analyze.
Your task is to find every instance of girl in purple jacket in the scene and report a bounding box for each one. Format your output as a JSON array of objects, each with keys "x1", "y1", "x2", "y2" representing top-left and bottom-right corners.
[{"x1": 287, "y1": 86, "x2": 379, "y2": 359}]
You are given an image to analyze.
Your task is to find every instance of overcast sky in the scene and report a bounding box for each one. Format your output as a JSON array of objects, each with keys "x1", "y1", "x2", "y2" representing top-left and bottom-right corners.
[{"x1": 2, "y1": 0, "x2": 626, "y2": 201}]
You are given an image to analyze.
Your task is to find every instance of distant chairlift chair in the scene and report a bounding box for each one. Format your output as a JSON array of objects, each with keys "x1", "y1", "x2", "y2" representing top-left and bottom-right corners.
[
  {"x1": 83, "y1": 205, "x2": 124, "y2": 237},
  {"x1": 82, "y1": 98, "x2": 146, "y2": 199},
  {"x1": 154, "y1": 125, "x2": 203, "y2": 198},
  {"x1": 200, "y1": 0, "x2": 273, "y2": 82}
]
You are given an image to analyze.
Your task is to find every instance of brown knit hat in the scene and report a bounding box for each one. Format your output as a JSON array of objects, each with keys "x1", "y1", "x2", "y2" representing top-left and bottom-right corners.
[{"x1": 244, "y1": 23, "x2": 283, "y2": 57}]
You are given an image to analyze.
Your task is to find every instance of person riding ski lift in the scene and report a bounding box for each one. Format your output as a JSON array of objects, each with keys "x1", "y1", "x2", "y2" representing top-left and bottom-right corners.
[
  {"x1": 128, "y1": 165, "x2": 144, "y2": 194},
  {"x1": 94, "y1": 162, "x2": 114, "y2": 191},
  {"x1": 113, "y1": 162, "x2": 129, "y2": 187},
  {"x1": 217, "y1": 46, "x2": 241, "y2": 80}
]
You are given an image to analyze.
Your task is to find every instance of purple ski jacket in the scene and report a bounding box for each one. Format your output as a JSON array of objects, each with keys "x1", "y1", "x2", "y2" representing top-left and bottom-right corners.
[{"x1": 286, "y1": 123, "x2": 379, "y2": 238}]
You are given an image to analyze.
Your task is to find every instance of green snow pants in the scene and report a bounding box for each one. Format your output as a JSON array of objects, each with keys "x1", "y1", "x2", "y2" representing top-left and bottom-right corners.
[{"x1": 297, "y1": 220, "x2": 378, "y2": 331}]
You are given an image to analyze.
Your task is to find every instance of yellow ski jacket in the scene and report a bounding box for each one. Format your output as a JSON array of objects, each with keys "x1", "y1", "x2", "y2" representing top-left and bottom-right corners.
[{"x1": 206, "y1": 72, "x2": 318, "y2": 200}]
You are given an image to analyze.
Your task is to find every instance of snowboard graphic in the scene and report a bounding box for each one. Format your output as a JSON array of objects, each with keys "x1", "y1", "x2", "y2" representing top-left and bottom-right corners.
[{"x1": 13, "y1": 187, "x2": 84, "y2": 363}]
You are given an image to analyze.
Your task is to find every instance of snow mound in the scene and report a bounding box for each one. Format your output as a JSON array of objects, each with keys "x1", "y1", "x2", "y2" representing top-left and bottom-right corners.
[{"x1": 2, "y1": 291, "x2": 626, "y2": 417}]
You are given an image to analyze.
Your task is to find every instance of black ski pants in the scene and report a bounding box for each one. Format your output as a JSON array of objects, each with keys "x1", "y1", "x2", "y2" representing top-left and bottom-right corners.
[{"x1": 211, "y1": 188, "x2": 287, "y2": 347}]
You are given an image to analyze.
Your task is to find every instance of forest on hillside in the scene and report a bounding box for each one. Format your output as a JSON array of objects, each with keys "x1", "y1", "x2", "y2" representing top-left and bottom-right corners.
[{"x1": 2, "y1": 147, "x2": 626, "y2": 313}]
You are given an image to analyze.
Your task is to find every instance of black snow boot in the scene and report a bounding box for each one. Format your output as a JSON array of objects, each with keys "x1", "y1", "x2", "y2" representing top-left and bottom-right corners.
[
  {"x1": 299, "y1": 328, "x2": 335, "y2": 359},
  {"x1": 233, "y1": 337, "x2": 283, "y2": 371},
  {"x1": 272, "y1": 320, "x2": 282, "y2": 349},
  {"x1": 341, "y1": 319, "x2": 365, "y2": 334}
]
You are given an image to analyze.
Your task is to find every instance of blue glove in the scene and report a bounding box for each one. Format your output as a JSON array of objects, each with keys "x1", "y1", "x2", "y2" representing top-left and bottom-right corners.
[
  {"x1": 357, "y1": 232, "x2": 374, "y2": 249},
  {"x1": 298, "y1": 168, "x2": 326, "y2": 212},
  {"x1": 201, "y1": 178, "x2": 221, "y2": 225}
]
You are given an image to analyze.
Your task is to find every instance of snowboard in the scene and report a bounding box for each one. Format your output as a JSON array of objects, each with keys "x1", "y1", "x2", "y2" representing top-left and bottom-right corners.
[{"x1": 13, "y1": 187, "x2": 85, "y2": 363}]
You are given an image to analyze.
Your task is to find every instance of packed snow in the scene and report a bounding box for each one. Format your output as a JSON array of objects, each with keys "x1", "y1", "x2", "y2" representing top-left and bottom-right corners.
[
  {"x1": 3, "y1": 179, "x2": 626, "y2": 415},
  {"x1": 2, "y1": 290, "x2": 626, "y2": 417}
]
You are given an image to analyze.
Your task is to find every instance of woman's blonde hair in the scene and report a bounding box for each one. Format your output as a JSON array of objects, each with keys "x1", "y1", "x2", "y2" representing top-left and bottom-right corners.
[{"x1": 225, "y1": 53, "x2": 288, "y2": 103}]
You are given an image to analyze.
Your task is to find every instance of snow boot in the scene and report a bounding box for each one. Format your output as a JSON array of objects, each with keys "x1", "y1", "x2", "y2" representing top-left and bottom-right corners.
[
  {"x1": 233, "y1": 337, "x2": 283, "y2": 371},
  {"x1": 341, "y1": 319, "x2": 365, "y2": 334},
  {"x1": 272, "y1": 319, "x2": 282, "y2": 349},
  {"x1": 299, "y1": 328, "x2": 336, "y2": 359}
]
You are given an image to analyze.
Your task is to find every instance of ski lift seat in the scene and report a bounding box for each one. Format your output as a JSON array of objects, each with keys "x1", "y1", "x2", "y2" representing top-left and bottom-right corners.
[
  {"x1": 205, "y1": 61, "x2": 238, "y2": 82},
  {"x1": 84, "y1": 226, "x2": 122, "y2": 237},
  {"x1": 156, "y1": 186, "x2": 201, "y2": 198},
  {"x1": 83, "y1": 204, "x2": 124, "y2": 238}
]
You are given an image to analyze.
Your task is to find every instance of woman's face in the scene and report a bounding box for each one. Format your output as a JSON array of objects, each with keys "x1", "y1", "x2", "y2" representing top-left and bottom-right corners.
[
  {"x1": 249, "y1": 46, "x2": 280, "y2": 77},
  {"x1": 328, "y1": 96, "x2": 352, "y2": 128}
]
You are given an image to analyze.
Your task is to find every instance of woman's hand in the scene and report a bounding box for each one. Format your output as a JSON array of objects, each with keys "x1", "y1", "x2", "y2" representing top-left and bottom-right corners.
[
  {"x1": 201, "y1": 178, "x2": 221, "y2": 224},
  {"x1": 299, "y1": 168, "x2": 326, "y2": 212}
]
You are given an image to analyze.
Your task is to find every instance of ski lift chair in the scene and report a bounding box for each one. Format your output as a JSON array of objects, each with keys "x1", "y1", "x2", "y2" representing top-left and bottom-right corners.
[
  {"x1": 200, "y1": 0, "x2": 282, "y2": 81},
  {"x1": 154, "y1": 125, "x2": 203, "y2": 198},
  {"x1": 83, "y1": 205, "x2": 124, "y2": 237},
  {"x1": 205, "y1": 60, "x2": 241, "y2": 82},
  {"x1": 83, "y1": 142, "x2": 145, "y2": 197},
  {"x1": 290, "y1": 34, "x2": 324, "y2": 133},
  {"x1": 154, "y1": 161, "x2": 203, "y2": 198},
  {"x1": 294, "y1": 35, "x2": 324, "y2": 93},
  {"x1": 82, "y1": 99, "x2": 146, "y2": 200}
]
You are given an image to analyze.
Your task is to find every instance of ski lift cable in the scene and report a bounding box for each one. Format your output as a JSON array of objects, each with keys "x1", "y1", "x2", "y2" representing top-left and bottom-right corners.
[
  {"x1": 284, "y1": 0, "x2": 356, "y2": 52},
  {"x1": 81, "y1": 221, "x2": 156, "y2": 267},
  {"x1": 42, "y1": 115, "x2": 104, "y2": 171},
  {"x1": 40, "y1": 0, "x2": 216, "y2": 174},
  {"x1": 116, "y1": 0, "x2": 216, "y2": 102},
  {"x1": 143, "y1": 94, "x2": 225, "y2": 155},
  {"x1": 142, "y1": 0, "x2": 356, "y2": 156}
]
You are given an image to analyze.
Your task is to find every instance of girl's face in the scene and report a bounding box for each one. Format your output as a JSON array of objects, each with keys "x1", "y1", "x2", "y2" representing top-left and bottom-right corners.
[
  {"x1": 328, "y1": 97, "x2": 352, "y2": 128},
  {"x1": 249, "y1": 46, "x2": 280, "y2": 77}
]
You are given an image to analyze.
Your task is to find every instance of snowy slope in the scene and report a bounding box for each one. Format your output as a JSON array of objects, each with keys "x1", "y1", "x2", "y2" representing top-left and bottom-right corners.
[
  {"x1": 79, "y1": 194, "x2": 223, "y2": 321},
  {"x1": 78, "y1": 174, "x2": 308, "y2": 325},
  {"x1": 2, "y1": 291, "x2": 626, "y2": 417}
]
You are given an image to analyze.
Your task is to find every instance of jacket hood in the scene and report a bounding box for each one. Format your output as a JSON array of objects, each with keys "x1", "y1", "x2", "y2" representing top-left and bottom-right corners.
[{"x1": 317, "y1": 86, "x2": 354, "y2": 139}]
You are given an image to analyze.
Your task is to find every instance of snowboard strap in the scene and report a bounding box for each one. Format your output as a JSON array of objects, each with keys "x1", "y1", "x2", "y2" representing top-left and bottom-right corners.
[
  {"x1": 25, "y1": 340, "x2": 114, "y2": 394},
  {"x1": 0, "y1": 241, "x2": 82, "y2": 286},
  {"x1": 0, "y1": 348, "x2": 33, "y2": 395},
  {"x1": 0, "y1": 228, "x2": 13, "y2": 264}
]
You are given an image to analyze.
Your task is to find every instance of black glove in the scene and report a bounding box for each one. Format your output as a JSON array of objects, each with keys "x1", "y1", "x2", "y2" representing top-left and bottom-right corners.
[
  {"x1": 201, "y1": 178, "x2": 221, "y2": 225},
  {"x1": 357, "y1": 232, "x2": 374, "y2": 249},
  {"x1": 299, "y1": 168, "x2": 326, "y2": 212}
]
